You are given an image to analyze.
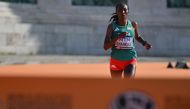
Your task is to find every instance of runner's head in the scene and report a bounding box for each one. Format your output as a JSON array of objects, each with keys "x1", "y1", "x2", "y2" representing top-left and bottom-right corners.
[{"x1": 110, "y1": 2, "x2": 129, "y2": 22}]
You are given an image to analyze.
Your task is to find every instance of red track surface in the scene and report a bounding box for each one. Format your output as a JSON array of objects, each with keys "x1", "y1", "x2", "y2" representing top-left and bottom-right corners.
[{"x1": 0, "y1": 62, "x2": 189, "y2": 79}]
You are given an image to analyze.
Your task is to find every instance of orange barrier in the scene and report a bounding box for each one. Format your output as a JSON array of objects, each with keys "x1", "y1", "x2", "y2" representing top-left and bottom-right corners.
[
  {"x1": 1, "y1": 78, "x2": 190, "y2": 109},
  {"x1": 0, "y1": 62, "x2": 190, "y2": 109}
]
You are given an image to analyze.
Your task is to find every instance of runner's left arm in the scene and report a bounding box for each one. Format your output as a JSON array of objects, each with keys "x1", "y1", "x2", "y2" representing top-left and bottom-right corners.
[{"x1": 132, "y1": 21, "x2": 152, "y2": 50}]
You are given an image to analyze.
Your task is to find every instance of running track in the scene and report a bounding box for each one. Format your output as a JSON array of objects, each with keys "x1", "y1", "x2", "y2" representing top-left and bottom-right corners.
[{"x1": 0, "y1": 62, "x2": 189, "y2": 79}]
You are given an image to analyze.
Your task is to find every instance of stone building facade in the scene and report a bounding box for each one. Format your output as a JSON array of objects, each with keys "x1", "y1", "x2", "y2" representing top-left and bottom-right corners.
[{"x1": 0, "y1": 0, "x2": 190, "y2": 56}]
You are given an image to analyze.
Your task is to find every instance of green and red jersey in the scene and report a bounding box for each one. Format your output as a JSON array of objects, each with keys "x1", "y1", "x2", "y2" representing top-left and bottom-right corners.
[{"x1": 111, "y1": 20, "x2": 137, "y2": 60}]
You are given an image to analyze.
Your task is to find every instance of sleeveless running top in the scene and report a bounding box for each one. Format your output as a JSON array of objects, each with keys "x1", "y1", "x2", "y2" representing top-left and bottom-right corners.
[{"x1": 111, "y1": 20, "x2": 137, "y2": 60}]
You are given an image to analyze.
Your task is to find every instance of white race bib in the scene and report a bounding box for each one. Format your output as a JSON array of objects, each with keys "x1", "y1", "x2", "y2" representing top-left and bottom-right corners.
[{"x1": 115, "y1": 37, "x2": 133, "y2": 49}]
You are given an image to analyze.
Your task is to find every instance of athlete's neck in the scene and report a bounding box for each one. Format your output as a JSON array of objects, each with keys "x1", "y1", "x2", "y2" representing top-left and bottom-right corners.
[{"x1": 117, "y1": 19, "x2": 128, "y2": 26}]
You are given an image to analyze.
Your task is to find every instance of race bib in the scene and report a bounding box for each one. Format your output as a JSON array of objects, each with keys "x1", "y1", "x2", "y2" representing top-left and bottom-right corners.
[{"x1": 115, "y1": 37, "x2": 133, "y2": 49}]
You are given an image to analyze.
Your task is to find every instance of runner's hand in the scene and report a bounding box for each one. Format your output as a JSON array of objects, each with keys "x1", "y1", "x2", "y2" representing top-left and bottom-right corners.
[{"x1": 144, "y1": 42, "x2": 152, "y2": 50}]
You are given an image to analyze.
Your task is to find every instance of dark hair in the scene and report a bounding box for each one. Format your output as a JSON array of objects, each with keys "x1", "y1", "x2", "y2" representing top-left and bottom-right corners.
[{"x1": 109, "y1": 2, "x2": 128, "y2": 22}]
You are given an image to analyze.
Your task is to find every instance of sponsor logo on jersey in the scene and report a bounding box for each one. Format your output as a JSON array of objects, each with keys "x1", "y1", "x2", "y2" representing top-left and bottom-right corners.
[{"x1": 114, "y1": 28, "x2": 119, "y2": 32}]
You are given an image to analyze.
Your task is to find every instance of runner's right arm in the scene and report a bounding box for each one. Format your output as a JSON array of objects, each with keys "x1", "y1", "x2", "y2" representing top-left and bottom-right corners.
[{"x1": 104, "y1": 24, "x2": 126, "y2": 51}]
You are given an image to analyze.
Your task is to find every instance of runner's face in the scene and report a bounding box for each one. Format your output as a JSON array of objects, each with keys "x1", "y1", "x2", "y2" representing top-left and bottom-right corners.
[{"x1": 116, "y1": 5, "x2": 128, "y2": 20}]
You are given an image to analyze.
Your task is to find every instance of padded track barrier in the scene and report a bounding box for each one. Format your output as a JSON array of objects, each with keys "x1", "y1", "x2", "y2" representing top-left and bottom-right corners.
[{"x1": 0, "y1": 77, "x2": 190, "y2": 109}]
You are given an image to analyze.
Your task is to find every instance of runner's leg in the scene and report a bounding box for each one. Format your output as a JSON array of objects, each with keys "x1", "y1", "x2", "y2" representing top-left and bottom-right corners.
[
  {"x1": 110, "y1": 70, "x2": 123, "y2": 78},
  {"x1": 124, "y1": 64, "x2": 136, "y2": 78}
]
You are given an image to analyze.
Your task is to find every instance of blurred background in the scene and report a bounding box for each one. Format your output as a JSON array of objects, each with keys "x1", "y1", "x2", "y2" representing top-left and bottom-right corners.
[
  {"x1": 0, "y1": 0, "x2": 189, "y2": 57},
  {"x1": 0, "y1": 1, "x2": 190, "y2": 109}
]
